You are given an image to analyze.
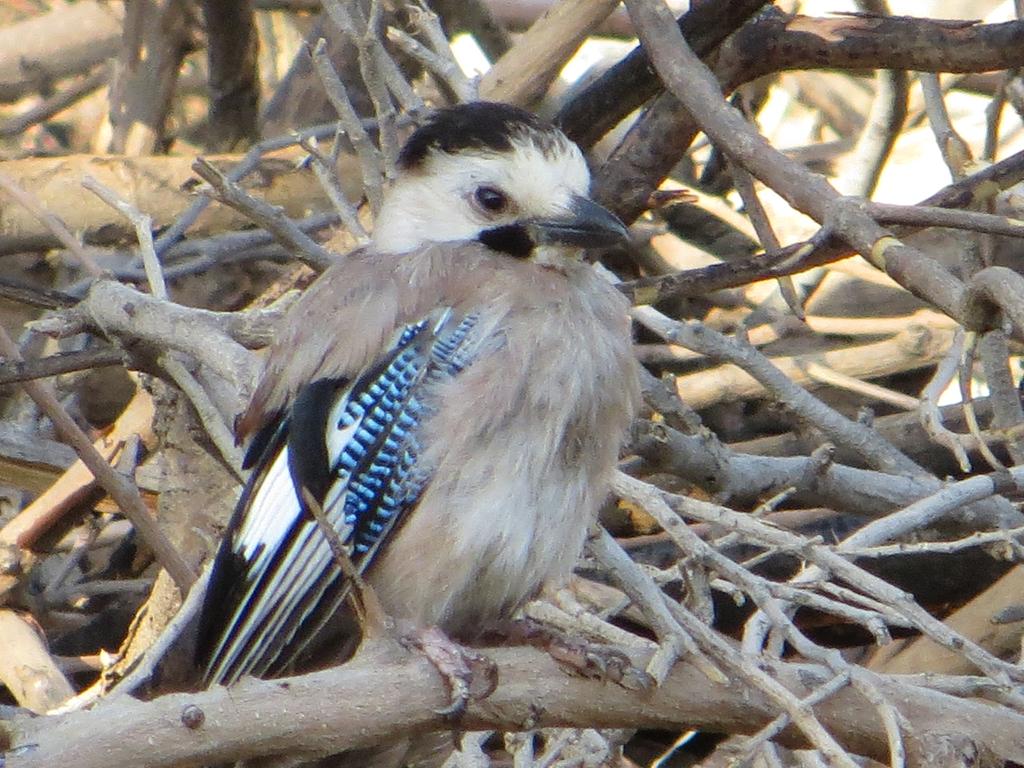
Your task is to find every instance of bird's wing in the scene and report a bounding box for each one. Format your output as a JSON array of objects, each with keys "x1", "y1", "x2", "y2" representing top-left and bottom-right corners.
[{"x1": 197, "y1": 307, "x2": 480, "y2": 684}]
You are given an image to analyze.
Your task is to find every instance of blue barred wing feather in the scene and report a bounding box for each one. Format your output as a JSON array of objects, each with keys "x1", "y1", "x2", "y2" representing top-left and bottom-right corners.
[{"x1": 197, "y1": 308, "x2": 480, "y2": 684}]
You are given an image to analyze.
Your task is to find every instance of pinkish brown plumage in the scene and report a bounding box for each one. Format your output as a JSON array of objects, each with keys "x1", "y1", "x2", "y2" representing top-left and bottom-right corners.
[{"x1": 196, "y1": 102, "x2": 639, "y2": 690}]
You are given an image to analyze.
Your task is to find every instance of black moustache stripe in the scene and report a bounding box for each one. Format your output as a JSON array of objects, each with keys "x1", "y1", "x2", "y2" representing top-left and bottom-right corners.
[{"x1": 478, "y1": 224, "x2": 535, "y2": 258}]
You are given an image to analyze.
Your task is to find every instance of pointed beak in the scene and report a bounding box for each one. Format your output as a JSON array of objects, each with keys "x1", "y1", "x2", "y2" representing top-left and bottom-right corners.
[{"x1": 528, "y1": 195, "x2": 630, "y2": 250}]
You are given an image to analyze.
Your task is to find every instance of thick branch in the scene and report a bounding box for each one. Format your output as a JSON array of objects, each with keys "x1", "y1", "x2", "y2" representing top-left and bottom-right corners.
[
  {"x1": 558, "y1": 0, "x2": 766, "y2": 147},
  {"x1": 618, "y1": 146, "x2": 1024, "y2": 304},
  {"x1": 201, "y1": 0, "x2": 260, "y2": 150},
  {"x1": 6, "y1": 643, "x2": 1024, "y2": 767},
  {"x1": 621, "y1": 0, "x2": 1023, "y2": 342},
  {"x1": 0, "y1": 2, "x2": 123, "y2": 103},
  {"x1": 478, "y1": 0, "x2": 620, "y2": 106},
  {"x1": 729, "y1": 14, "x2": 1024, "y2": 84}
]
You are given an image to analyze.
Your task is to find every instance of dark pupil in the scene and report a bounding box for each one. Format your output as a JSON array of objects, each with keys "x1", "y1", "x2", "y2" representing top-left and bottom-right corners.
[{"x1": 476, "y1": 187, "x2": 506, "y2": 212}]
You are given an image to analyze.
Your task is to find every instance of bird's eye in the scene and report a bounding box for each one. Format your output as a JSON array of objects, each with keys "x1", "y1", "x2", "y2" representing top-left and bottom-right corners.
[{"x1": 474, "y1": 186, "x2": 508, "y2": 214}]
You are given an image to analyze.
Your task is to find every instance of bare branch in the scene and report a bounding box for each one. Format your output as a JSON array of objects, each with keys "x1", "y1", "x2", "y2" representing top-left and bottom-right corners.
[
  {"x1": 0, "y1": 327, "x2": 195, "y2": 592},
  {"x1": 8, "y1": 641, "x2": 1024, "y2": 767},
  {"x1": 81, "y1": 175, "x2": 166, "y2": 300},
  {"x1": 309, "y1": 38, "x2": 386, "y2": 213},
  {"x1": 191, "y1": 157, "x2": 338, "y2": 271}
]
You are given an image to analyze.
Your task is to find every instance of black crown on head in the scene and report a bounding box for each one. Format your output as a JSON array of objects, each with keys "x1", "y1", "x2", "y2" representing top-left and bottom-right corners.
[{"x1": 398, "y1": 102, "x2": 562, "y2": 170}]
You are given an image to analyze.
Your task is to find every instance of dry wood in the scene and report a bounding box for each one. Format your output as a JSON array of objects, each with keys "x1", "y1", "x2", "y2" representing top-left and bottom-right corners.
[
  {"x1": 6, "y1": 2, "x2": 1024, "y2": 766},
  {"x1": 0, "y1": 339, "x2": 192, "y2": 592},
  {"x1": 674, "y1": 324, "x2": 957, "y2": 410},
  {"x1": 0, "y1": 424, "x2": 77, "y2": 496},
  {"x1": 0, "y1": 2, "x2": 123, "y2": 103},
  {"x1": 869, "y1": 564, "x2": 1024, "y2": 676},
  {"x1": 0, "y1": 151, "x2": 359, "y2": 256},
  {"x1": 479, "y1": 0, "x2": 620, "y2": 106},
  {"x1": 0, "y1": 610, "x2": 74, "y2": 714},
  {"x1": 5, "y1": 642, "x2": 1024, "y2": 768},
  {"x1": 0, "y1": 388, "x2": 157, "y2": 601},
  {"x1": 201, "y1": 0, "x2": 260, "y2": 151},
  {"x1": 102, "y1": 0, "x2": 196, "y2": 155}
]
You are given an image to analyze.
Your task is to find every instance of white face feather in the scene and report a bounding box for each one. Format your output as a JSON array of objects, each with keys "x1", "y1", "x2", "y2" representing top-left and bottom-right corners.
[{"x1": 372, "y1": 131, "x2": 592, "y2": 254}]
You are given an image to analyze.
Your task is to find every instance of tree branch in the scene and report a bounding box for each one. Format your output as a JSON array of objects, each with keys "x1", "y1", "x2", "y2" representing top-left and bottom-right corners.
[{"x1": 6, "y1": 642, "x2": 1024, "y2": 767}]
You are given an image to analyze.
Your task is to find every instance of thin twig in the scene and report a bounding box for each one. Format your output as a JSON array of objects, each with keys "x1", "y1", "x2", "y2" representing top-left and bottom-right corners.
[
  {"x1": 386, "y1": 25, "x2": 474, "y2": 103},
  {"x1": 840, "y1": 524, "x2": 1024, "y2": 559},
  {"x1": 648, "y1": 471, "x2": 1024, "y2": 689},
  {"x1": 867, "y1": 201, "x2": 1024, "y2": 240},
  {"x1": 0, "y1": 326, "x2": 195, "y2": 592},
  {"x1": 730, "y1": 161, "x2": 803, "y2": 318},
  {"x1": 408, "y1": 1, "x2": 478, "y2": 100},
  {"x1": 191, "y1": 157, "x2": 337, "y2": 270},
  {"x1": 615, "y1": 469, "x2": 906, "y2": 767},
  {"x1": 81, "y1": 175, "x2": 167, "y2": 300},
  {"x1": 978, "y1": 328, "x2": 1024, "y2": 465},
  {"x1": 358, "y1": 0, "x2": 404, "y2": 176},
  {"x1": 160, "y1": 351, "x2": 244, "y2": 476},
  {"x1": 308, "y1": 38, "x2": 386, "y2": 212},
  {"x1": 839, "y1": 28, "x2": 907, "y2": 199},
  {"x1": 587, "y1": 524, "x2": 720, "y2": 688},
  {"x1": 322, "y1": 0, "x2": 417, "y2": 176},
  {"x1": 918, "y1": 329, "x2": 972, "y2": 472},
  {"x1": 0, "y1": 65, "x2": 109, "y2": 138},
  {"x1": 0, "y1": 346, "x2": 125, "y2": 386},
  {"x1": 153, "y1": 121, "x2": 341, "y2": 256},
  {"x1": 959, "y1": 331, "x2": 1006, "y2": 470},
  {"x1": 919, "y1": 72, "x2": 973, "y2": 179},
  {"x1": 799, "y1": 361, "x2": 920, "y2": 411},
  {"x1": 733, "y1": 673, "x2": 851, "y2": 766},
  {"x1": 0, "y1": 172, "x2": 104, "y2": 277},
  {"x1": 297, "y1": 135, "x2": 369, "y2": 243},
  {"x1": 628, "y1": 300, "x2": 923, "y2": 477},
  {"x1": 592, "y1": 525, "x2": 859, "y2": 768},
  {"x1": 299, "y1": 487, "x2": 387, "y2": 637}
]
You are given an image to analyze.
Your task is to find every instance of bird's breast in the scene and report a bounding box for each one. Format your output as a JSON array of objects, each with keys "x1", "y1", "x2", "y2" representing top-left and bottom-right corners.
[{"x1": 364, "y1": 266, "x2": 637, "y2": 636}]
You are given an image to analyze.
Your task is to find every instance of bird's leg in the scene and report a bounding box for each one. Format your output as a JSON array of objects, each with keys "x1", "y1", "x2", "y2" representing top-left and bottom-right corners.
[{"x1": 400, "y1": 625, "x2": 498, "y2": 718}]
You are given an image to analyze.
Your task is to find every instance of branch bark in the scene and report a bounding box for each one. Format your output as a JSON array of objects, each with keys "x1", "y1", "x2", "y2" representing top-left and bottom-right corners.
[
  {"x1": 5, "y1": 643, "x2": 1024, "y2": 767},
  {"x1": 0, "y1": 151, "x2": 354, "y2": 257},
  {"x1": 0, "y1": 2, "x2": 123, "y2": 103}
]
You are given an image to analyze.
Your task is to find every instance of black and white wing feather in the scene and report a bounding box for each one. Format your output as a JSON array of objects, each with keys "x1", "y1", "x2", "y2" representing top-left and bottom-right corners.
[{"x1": 197, "y1": 308, "x2": 479, "y2": 684}]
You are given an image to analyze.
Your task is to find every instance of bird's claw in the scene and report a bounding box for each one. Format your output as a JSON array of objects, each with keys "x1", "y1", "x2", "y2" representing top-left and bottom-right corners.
[
  {"x1": 402, "y1": 627, "x2": 498, "y2": 718},
  {"x1": 550, "y1": 638, "x2": 653, "y2": 690},
  {"x1": 495, "y1": 617, "x2": 653, "y2": 691},
  {"x1": 548, "y1": 636, "x2": 628, "y2": 681}
]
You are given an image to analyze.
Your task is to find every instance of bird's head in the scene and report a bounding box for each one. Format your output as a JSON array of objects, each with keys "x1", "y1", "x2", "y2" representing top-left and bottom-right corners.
[{"x1": 372, "y1": 102, "x2": 629, "y2": 265}]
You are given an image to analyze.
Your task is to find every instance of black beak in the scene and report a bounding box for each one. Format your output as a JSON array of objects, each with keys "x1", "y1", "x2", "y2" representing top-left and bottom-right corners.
[{"x1": 528, "y1": 195, "x2": 630, "y2": 249}]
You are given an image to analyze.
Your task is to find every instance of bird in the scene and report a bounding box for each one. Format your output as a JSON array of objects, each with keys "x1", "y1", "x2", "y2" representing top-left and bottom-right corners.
[{"x1": 194, "y1": 101, "x2": 640, "y2": 699}]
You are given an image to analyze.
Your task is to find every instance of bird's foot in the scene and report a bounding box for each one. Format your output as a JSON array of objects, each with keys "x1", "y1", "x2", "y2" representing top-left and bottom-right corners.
[
  {"x1": 492, "y1": 617, "x2": 651, "y2": 691},
  {"x1": 546, "y1": 635, "x2": 633, "y2": 684},
  {"x1": 401, "y1": 627, "x2": 498, "y2": 718}
]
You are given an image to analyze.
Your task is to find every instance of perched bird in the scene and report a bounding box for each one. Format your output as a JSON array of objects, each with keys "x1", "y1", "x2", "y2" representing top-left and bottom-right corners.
[{"x1": 195, "y1": 101, "x2": 640, "y2": 692}]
